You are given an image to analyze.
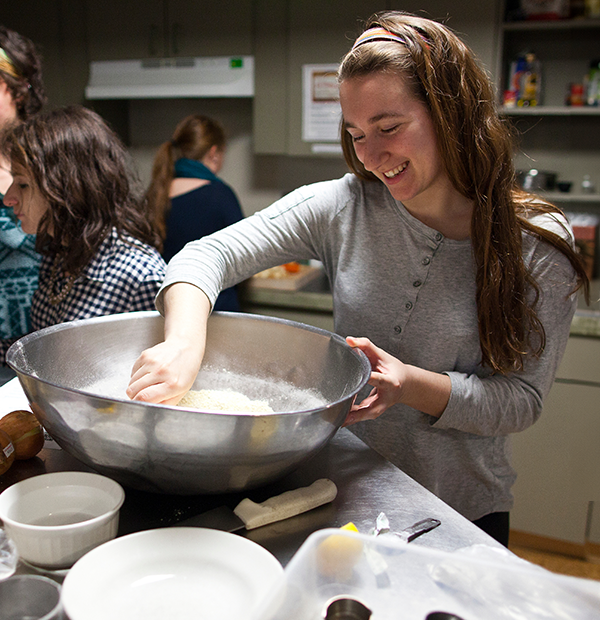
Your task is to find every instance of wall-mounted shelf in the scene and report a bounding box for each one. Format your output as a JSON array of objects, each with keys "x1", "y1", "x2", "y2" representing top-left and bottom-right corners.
[
  {"x1": 541, "y1": 192, "x2": 600, "y2": 204},
  {"x1": 502, "y1": 17, "x2": 600, "y2": 31},
  {"x1": 502, "y1": 106, "x2": 600, "y2": 116}
]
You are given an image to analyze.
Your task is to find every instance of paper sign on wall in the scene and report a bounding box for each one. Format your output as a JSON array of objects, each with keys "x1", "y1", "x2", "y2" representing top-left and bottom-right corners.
[{"x1": 302, "y1": 64, "x2": 342, "y2": 143}]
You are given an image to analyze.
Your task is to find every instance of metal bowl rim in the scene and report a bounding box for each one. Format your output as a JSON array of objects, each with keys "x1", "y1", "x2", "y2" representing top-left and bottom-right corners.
[{"x1": 7, "y1": 310, "x2": 372, "y2": 417}]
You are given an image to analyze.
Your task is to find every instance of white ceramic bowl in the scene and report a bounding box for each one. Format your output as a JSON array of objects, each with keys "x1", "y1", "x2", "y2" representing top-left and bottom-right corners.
[
  {"x1": 61, "y1": 528, "x2": 284, "y2": 620},
  {"x1": 0, "y1": 471, "x2": 124, "y2": 569}
]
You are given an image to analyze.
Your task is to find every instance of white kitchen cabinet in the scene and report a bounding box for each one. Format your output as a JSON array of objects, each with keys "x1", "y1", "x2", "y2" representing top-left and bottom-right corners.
[
  {"x1": 167, "y1": 0, "x2": 253, "y2": 58},
  {"x1": 254, "y1": 0, "x2": 382, "y2": 156},
  {"x1": 510, "y1": 336, "x2": 600, "y2": 550},
  {"x1": 84, "y1": 0, "x2": 252, "y2": 61},
  {"x1": 252, "y1": 0, "x2": 289, "y2": 155},
  {"x1": 84, "y1": 0, "x2": 162, "y2": 60}
]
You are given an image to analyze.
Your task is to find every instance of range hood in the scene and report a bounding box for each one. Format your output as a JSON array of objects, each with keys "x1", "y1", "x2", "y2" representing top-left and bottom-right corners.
[{"x1": 85, "y1": 56, "x2": 254, "y2": 100}]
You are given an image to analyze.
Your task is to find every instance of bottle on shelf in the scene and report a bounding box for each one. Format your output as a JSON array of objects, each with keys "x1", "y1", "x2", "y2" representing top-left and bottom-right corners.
[
  {"x1": 586, "y1": 59, "x2": 600, "y2": 107},
  {"x1": 585, "y1": 0, "x2": 600, "y2": 18},
  {"x1": 567, "y1": 83, "x2": 585, "y2": 106},
  {"x1": 505, "y1": 52, "x2": 542, "y2": 108},
  {"x1": 582, "y1": 175, "x2": 596, "y2": 194}
]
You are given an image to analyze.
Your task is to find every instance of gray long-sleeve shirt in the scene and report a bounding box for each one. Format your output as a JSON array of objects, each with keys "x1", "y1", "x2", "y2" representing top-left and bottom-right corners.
[{"x1": 159, "y1": 173, "x2": 577, "y2": 521}]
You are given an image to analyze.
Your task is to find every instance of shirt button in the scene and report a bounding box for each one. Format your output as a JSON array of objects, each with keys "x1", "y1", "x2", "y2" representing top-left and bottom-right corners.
[
  {"x1": 405, "y1": 301, "x2": 413, "y2": 310},
  {"x1": 413, "y1": 280, "x2": 422, "y2": 287},
  {"x1": 422, "y1": 257, "x2": 431, "y2": 265},
  {"x1": 435, "y1": 232, "x2": 443, "y2": 241},
  {"x1": 394, "y1": 325, "x2": 402, "y2": 334}
]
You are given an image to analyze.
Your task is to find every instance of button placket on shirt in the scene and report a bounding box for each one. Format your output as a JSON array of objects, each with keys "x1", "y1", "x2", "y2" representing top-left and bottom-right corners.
[{"x1": 392, "y1": 233, "x2": 443, "y2": 338}]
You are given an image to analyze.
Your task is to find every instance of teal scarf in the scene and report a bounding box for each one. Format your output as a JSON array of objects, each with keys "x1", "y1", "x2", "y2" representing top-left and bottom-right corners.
[{"x1": 174, "y1": 158, "x2": 220, "y2": 183}]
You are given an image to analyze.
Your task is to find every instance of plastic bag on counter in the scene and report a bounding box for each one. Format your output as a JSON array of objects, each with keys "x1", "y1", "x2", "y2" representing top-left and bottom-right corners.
[
  {"x1": 0, "y1": 528, "x2": 18, "y2": 581},
  {"x1": 254, "y1": 528, "x2": 600, "y2": 620}
]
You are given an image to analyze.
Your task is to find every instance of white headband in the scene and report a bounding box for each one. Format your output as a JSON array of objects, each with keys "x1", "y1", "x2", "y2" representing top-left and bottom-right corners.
[{"x1": 351, "y1": 27, "x2": 407, "y2": 50}]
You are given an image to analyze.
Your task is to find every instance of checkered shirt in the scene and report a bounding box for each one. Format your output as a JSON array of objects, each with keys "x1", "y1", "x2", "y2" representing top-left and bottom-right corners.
[
  {"x1": 1, "y1": 228, "x2": 166, "y2": 364},
  {"x1": 28, "y1": 228, "x2": 166, "y2": 333}
]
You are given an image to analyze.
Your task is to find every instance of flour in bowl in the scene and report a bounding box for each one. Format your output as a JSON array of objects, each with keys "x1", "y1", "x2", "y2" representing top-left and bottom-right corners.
[{"x1": 177, "y1": 389, "x2": 274, "y2": 413}]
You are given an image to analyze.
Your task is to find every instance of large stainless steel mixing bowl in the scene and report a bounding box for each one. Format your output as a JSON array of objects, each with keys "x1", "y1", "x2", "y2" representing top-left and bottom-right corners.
[{"x1": 7, "y1": 311, "x2": 370, "y2": 494}]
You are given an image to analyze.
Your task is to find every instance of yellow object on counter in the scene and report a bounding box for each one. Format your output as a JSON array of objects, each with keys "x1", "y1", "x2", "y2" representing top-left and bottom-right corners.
[{"x1": 316, "y1": 522, "x2": 363, "y2": 580}]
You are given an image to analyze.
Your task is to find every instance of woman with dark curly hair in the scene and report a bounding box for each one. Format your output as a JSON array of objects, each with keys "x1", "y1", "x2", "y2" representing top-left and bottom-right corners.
[
  {"x1": 0, "y1": 25, "x2": 46, "y2": 370},
  {"x1": 0, "y1": 105, "x2": 166, "y2": 362},
  {"x1": 127, "y1": 12, "x2": 588, "y2": 545}
]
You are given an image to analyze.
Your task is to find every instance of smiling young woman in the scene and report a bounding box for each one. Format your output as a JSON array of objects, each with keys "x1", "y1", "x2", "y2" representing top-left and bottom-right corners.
[
  {"x1": 126, "y1": 11, "x2": 589, "y2": 546},
  {"x1": 339, "y1": 72, "x2": 472, "y2": 240}
]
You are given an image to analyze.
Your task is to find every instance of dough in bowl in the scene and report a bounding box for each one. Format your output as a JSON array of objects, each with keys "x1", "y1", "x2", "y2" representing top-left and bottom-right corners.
[{"x1": 177, "y1": 389, "x2": 273, "y2": 413}]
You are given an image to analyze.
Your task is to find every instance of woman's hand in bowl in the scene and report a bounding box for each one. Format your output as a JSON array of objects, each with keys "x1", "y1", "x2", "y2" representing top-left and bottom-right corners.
[{"x1": 126, "y1": 337, "x2": 202, "y2": 406}]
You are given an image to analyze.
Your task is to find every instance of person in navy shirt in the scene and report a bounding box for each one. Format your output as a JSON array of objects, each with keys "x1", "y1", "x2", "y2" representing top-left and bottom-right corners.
[{"x1": 146, "y1": 114, "x2": 244, "y2": 311}]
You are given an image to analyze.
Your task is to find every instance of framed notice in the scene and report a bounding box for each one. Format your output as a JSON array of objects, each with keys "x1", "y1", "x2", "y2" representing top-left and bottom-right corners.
[{"x1": 302, "y1": 64, "x2": 342, "y2": 143}]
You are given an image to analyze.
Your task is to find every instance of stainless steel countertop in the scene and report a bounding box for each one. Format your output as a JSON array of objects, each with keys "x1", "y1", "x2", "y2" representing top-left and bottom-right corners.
[
  {"x1": 2, "y1": 428, "x2": 501, "y2": 582},
  {"x1": 242, "y1": 429, "x2": 502, "y2": 566}
]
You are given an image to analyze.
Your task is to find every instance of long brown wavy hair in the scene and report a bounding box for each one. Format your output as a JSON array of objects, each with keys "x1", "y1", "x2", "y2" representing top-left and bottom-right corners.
[
  {"x1": 0, "y1": 105, "x2": 161, "y2": 275},
  {"x1": 146, "y1": 114, "x2": 226, "y2": 247},
  {"x1": 0, "y1": 25, "x2": 46, "y2": 120},
  {"x1": 339, "y1": 11, "x2": 589, "y2": 374}
]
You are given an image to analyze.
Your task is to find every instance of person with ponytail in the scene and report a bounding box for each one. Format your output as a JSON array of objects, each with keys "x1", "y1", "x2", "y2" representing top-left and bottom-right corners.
[
  {"x1": 146, "y1": 114, "x2": 244, "y2": 311},
  {"x1": 0, "y1": 25, "x2": 45, "y2": 371},
  {"x1": 127, "y1": 12, "x2": 589, "y2": 546}
]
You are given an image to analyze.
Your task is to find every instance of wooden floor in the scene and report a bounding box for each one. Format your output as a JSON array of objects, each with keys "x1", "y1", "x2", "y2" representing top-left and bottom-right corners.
[{"x1": 509, "y1": 544, "x2": 600, "y2": 581}]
